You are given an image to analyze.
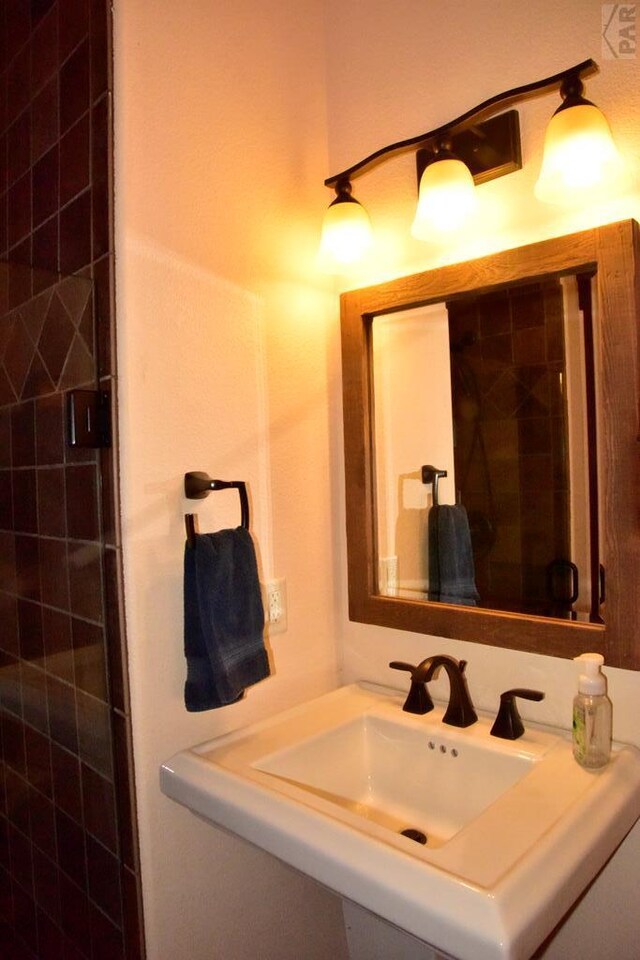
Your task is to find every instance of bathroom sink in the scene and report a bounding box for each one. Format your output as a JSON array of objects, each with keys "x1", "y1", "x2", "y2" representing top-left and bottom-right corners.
[{"x1": 161, "y1": 683, "x2": 640, "y2": 960}]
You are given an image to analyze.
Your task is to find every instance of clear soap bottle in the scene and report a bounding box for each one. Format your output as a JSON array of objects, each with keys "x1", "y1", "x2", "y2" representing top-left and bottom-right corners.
[{"x1": 572, "y1": 653, "x2": 612, "y2": 770}]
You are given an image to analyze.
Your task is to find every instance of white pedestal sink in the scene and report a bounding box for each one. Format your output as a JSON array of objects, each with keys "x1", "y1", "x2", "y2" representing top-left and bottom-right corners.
[{"x1": 160, "y1": 683, "x2": 640, "y2": 960}]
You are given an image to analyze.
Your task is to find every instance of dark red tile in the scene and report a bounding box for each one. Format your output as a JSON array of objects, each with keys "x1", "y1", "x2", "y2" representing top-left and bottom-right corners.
[
  {"x1": 35, "y1": 394, "x2": 64, "y2": 466},
  {"x1": 9, "y1": 822, "x2": 34, "y2": 893},
  {"x1": 12, "y1": 468, "x2": 37, "y2": 533},
  {"x1": 91, "y1": 96, "x2": 108, "y2": 186},
  {"x1": 60, "y1": 190, "x2": 91, "y2": 274},
  {"x1": 32, "y1": 215, "x2": 59, "y2": 275},
  {"x1": 4, "y1": 319, "x2": 35, "y2": 400},
  {"x1": 0, "y1": 471, "x2": 13, "y2": 529},
  {"x1": 86, "y1": 835, "x2": 121, "y2": 924},
  {"x1": 60, "y1": 115, "x2": 89, "y2": 206},
  {"x1": 30, "y1": 6, "x2": 59, "y2": 95},
  {"x1": 39, "y1": 539, "x2": 69, "y2": 610},
  {"x1": 38, "y1": 292, "x2": 76, "y2": 387},
  {"x1": 56, "y1": 807, "x2": 87, "y2": 886},
  {"x1": 17, "y1": 598, "x2": 44, "y2": 662},
  {"x1": 112, "y1": 712, "x2": 135, "y2": 871},
  {"x1": 7, "y1": 112, "x2": 31, "y2": 186},
  {"x1": 7, "y1": 47, "x2": 31, "y2": 124},
  {"x1": 32, "y1": 848, "x2": 61, "y2": 923},
  {"x1": 1, "y1": 712, "x2": 26, "y2": 775},
  {"x1": 23, "y1": 725, "x2": 52, "y2": 798},
  {"x1": 68, "y1": 541, "x2": 102, "y2": 622},
  {"x1": 80, "y1": 764, "x2": 116, "y2": 852},
  {"x1": 15, "y1": 535, "x2": 40, "y2": 601},
  {"x1": 65, "y1": 465, "x2": 98, "y2": 541},
  {"x1": 21, "y1": 351, "x2": 56, "y2": 400},
  {"x1": 32, "y1": 145, "x2": 59, "y2": 228},
  {"x1": 58, "y1": 873, "x2": 90, "y2": 957},
  {"x1": 42, "y1": 607, "x2": 73, "y2": 683},
  {"x1": 20, "y1": 662, "x2": 49, "y2": 735},
  {"x1": 11, "y1": 401, "x2": 35, "y2": 467},
  {"x1": 31, "y1": 78, "x2": 59, "y2": 163},
  {"x1": 76, "y1": 692, "x2": 111, "y2": 779},
  {"x1": 28, "y1": 787, "x2": 56, "y2": 860},
  {"x1": 90, "y1": 0, "x2": 110, "y2": 103},
  {"x1": 8, "y1": 173, "x2": 31, "y2": 248},
  {"x1": 45, "y1": 675, "x2": 77, "y2": 754},
  {"x1": 59, "y1": 40, "x2": 89, "y2": 135},
  {"x1": 5, "y1": 766, "x2": 31, "y2": 833},
  {"x1": 36, "y1": 909, "x2": 65, "y2": 960},
  {"x1": 59, "y1": 0, "x2": 90, "y2": 63},
  {"x1": 6, "y1": 0, "x2": 31, "y2": 63},
  {"x1": 51, "y1": 742, "x2": 81, "y2": 822},
  {"x1": 37, "y1": 467, "x2": 66, "y2": 537},
  {"x1": 92, "y1": 256, "x2": 113, "y2": 379},
  {"x1": 0, "y1": 410, "x2": 12, "y2": 468},
  {"x1": 104, "y1": 549, "x2": 126, "y2": 713},
  {"x1": 11, "y1": 878, "x2": 38, "y2": 954},
  {"x1": 90, "y1": 902, "x2": 124, "y2": 960},
  {"x1": 72, "y1": 618, "x2": 106, "y2": 701}
]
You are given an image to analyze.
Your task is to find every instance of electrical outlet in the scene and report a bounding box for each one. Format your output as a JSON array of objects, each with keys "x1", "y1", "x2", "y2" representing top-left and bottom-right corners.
[{"x1": 263, "y1": 578, "x2": 287, "y2": 635}]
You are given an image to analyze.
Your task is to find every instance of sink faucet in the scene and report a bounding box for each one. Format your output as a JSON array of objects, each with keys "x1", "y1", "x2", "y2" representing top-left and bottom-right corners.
[
  {"x1": 423, "y1": 655, "x2": 478, "y2": 728},
  {"x1": 389, "y1": 654, "x2": 477, "y2": 727}
]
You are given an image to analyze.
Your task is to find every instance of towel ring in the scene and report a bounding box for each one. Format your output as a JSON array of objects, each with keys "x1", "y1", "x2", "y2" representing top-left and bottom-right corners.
[
  {"x1": 184, "y1": 472, "x2": 250, "y2": 546},
  {"x1": 421, "y1": 464, "x2": 448, "y2": 507}
]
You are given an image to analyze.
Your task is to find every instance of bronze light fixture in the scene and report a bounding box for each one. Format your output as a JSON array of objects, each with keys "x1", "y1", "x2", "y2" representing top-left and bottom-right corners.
[{"x1": 319, "y1": 58, "x2": 623, "y2": 269}]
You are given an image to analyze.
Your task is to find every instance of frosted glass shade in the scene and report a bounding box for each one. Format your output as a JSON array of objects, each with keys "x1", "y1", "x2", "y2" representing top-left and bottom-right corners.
[
  {"x1": 535, "y1": 103, "x2": 625, "y2": 204},
  {"x1": 319, "y1": 196, "x2": 372, "y2": 269},
  {"x1": 411, "y1": 158, "x2": 477, "y2": 239}
]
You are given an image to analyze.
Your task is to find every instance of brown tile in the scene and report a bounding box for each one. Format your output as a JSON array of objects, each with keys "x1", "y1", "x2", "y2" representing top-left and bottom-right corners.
[
  {"x1": 6, "y1": 1, "x2": 31, "y2": 63},
  {"x1": 90, "y1": 1, "x2": 110, "y2": 103},
  {"x1": 8, "y1": 172, "x2": 31, "y2": 248},
  {"x1": 0, "y1": 410, "x2": 12, "y2": 468},
  {"x1": 37, "y1": 467, "x2": 67, "y2": 537},
  {"x1": 28, "y1": 787, "x2": 56, "y2": 860},
  {"x1": 22, "y1": 351, "x2": 56, "y2": 400},
  {"x1": 90, "y1": 902, "x2": 125, "y2": 960},
  {"x1": 512, "y1": 284, "x2": 545, "y2": 330},
  {"x1": 112, "y1": 712, "x2": 135, "y2": 871},
  {"x1": 20, "y1": 661, "x2": 50, "y2": 735},
  {"x1": 7, "y1": 47, "x2": 31, "y2": 124},
  {"x1": 39, "y1": 538, "x2": 69, "y2": 610},
  {"x1": 32, "y1": 847, "x2": 61, "y2": 923},
  {"x1": 31, "y1": 78, "x2": 59, "y2": 163},
  {"x1": 11, "y1": 401, "x2": 35, "y2": 467},
  {"x1": 15, "y1": 534, "x2": 40, "y2": 601},
  {"x1": 32, "y1": 215, "x2": 59, "y2": 275},
  {"x1": 45, "y1": 674, "x2": 78, "y2": 754},
  {"x1": 1, "y1": 711, "x2": 26, "y2": 775},
  {"x1": 0, "y1": 530, "x2": 17, "y2": 598},
  {"x1": 51, "y1": 742, "x2": 81, "y2": 822},
  {"x1": 104, "y1": 549, "x2": 127, "y2": 713},
  {"x1": 91, "y1": 96, "x2": 109, "y2": 187},
  {"x1": 68, "y1": 541, "x2": 102, "y2": 622},
  {"x1": 86, "y1": 835, "x2": 121, "y2": 923},
  {"x1": 11, "y1": 875, "x2": 39, "y2": 954},
  {"x1": 17, "y1": 598, "x2": 44, "y2": 663},
  {"x1": 58, "y1": 872, "x2": 91, "y2": 957},
  {"x1": 59, "y1": 0, "x2": 90, "y2": 63},
  {"x1": 513, "y1": 325, "x2": 545, "y2": 365},
  {"x1": 4, "y1": 318, "x2": 35, "y2": 399},
  {"x1": 76, "y1": 692, "x2": 111, "y2": 778},
  {"x1": 5, "y1": 766, "x2": 31, "y2": 833},
  {"x1": 81, "y1": 763, "x2": 116, "y2": 852},
  {"x1": 36, "y1": 909, "x2": 65, "y2": 960},
  {"x1": 35, "y1": 394, "x2": 64, "y2": 466},
  {"x1": 9, "y1": 822, "x2": 35, "y2": 893},
  {"x1": 56, "y1": 808, "x2": 86, "y2": 888},
  {"x1": 65, "y1": 464, "x2": 98, "y2": 541},
  {"x1": 60, "y1": 114, "x2": 89, "y2": 206},
  {"x1": 518, "y1": 417, "x2": 552, "y2": 457},
  {"x1": 42, "y1": 607, "x2": 74, "y2": 683},
  {"x1": 93, "y1": 255, "x2": 113, "y2": 379},
  {"x1": 32, "y1": 145, "x2": 60, "y2": 228},
  {"x1": 7, "y1": 111, "x2": 31, "y2": 186},
  {"x1": 0, "y1": 470, "x2": 13, "y2": 529},
  {"x1": 23, "y1": 725, "x2": 52, "y2": 799},
  {"x1": 12, "y1": 467, "x2": 37, "y2": 533},
  {"x1": 31, "y1": 6, "x2": 59, "y2": 95},
  {"x1": 38, "y1": 292, "x2": 76, "y2": 386},
  {"x1": 59, "y1": 40, "x2": 90, "y2": 135},
  {"x1": 72, "y1": 618, "x2": 107, "y2": 701},
  {"x1": 60, "y1": 190, "x2": 92, "y2": 274}
]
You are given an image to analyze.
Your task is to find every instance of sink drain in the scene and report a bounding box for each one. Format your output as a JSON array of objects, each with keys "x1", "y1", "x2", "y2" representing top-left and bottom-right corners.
[{"x1": 400, "y1": 828, "x2": 427, "y2": 845}]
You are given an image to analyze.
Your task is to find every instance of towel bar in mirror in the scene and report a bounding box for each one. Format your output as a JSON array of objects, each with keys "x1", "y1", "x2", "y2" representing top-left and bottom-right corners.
[{"x1": 340, "y1": 220, "x2": 640, "y2": 668}]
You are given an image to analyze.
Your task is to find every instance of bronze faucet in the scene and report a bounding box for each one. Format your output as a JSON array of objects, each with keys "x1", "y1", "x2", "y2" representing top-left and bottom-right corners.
[{"x1": 390, "y1": 654, "x2": 477, "y2": 727}]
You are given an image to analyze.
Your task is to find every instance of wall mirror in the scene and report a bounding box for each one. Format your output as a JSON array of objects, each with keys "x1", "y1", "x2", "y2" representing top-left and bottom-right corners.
[{"x1": 341, "y1": 220, "x2": 640, "y2": 668}]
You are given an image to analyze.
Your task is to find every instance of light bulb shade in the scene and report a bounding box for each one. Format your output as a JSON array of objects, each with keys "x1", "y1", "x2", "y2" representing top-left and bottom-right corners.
[
  {"x1": 535, "y1": 103, "x2": 625, "y2": 204},
  {"x1": 411, "y1": 158, "x2": 477, "y2": 239},
  {"x1": 318, "y1": 195, "x2": 372, "y2": 268}
]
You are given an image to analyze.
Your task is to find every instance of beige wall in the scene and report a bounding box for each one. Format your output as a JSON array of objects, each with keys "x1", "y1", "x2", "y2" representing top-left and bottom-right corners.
[
  {"x1": 115, "y1": 0, "x2": 640, "y2": 957},
  {"x1": 114, "y1": 1, "x2": 348, "y2": 958},
  {"x1": 327, "y1": 1, "x2": 640, "y2": 957}
]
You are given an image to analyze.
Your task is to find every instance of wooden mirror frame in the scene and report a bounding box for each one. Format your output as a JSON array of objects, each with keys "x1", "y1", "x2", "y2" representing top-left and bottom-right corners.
[{"x1": 341, "y1": 220, "x2": 640, "y2": 669}]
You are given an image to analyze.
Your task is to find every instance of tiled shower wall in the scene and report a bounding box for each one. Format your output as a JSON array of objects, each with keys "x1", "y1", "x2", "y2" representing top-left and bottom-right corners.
[{"x1": 0, "y1": 2, "x2": 144, "y2": 959}]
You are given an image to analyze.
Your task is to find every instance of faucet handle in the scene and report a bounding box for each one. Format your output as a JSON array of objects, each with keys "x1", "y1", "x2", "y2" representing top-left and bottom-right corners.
[
  {"x1": 490, "y1": 688, "x2": 545, "y2": 740},
  {"x1": 389, "y1": 661, "x2": 435, "y2": 715}
]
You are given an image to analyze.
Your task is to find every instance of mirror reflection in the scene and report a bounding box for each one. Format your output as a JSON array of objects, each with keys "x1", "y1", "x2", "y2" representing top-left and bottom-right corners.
[{"x1": 372, "y1": 273, "x2": 600, "y2": 622}]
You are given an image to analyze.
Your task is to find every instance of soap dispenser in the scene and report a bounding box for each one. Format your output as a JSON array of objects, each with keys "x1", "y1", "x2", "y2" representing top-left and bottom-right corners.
[{"x1": 572, "y1": 653, "x2": 612, "y2": 769}]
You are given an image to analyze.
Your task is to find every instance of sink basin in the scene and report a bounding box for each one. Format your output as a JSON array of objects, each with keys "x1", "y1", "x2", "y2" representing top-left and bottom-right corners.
[
  {"x1": 161, "y1": 683, "x2": 640, "y2": 960},
  {"x1": 255, "y1": 712, "x2": 536, "y2": 847}
]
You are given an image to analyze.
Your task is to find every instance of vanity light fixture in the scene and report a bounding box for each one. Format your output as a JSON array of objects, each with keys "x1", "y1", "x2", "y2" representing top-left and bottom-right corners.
[{"x1": 320, "y1": 58, "x2": 622, "y2": 268}]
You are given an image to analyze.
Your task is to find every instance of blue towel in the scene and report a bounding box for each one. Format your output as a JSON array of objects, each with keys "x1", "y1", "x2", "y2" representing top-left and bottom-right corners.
[
  {"x1": 184, "y1": 527, "x2": 270, "y2": 711},
  {"x1": 428, "y1": 504, "x2": 479, "y2": 606}
]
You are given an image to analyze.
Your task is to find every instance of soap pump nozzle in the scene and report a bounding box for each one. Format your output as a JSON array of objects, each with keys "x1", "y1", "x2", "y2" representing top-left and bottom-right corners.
[{"x1": 574, "y1": 652, "x2": 606, "y2": 696}]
